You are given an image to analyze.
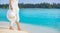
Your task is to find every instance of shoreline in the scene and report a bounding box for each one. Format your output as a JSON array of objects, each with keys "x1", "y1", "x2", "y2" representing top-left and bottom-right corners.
[{"x1": 0, "y1": 21, "x2": 60, "y2": 33}]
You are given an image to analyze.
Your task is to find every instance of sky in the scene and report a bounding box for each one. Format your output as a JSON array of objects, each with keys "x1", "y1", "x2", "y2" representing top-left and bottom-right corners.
[{"x1": 0, "y1": 0, "x2": 60, "y2": 4}]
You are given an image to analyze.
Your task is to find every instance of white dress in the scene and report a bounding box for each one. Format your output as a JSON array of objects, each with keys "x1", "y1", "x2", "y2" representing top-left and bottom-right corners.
[{"x1": 7, "y1": 0, "x2": 19, "y2": 26}]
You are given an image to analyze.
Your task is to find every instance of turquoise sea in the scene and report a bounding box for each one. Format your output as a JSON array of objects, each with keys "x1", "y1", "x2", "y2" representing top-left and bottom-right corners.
[{"x1": 0, "y1": 8, "x2": 60, "y2": 30}]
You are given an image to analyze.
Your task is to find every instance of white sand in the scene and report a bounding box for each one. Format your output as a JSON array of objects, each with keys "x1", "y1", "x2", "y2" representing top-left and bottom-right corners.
[
  {"x1": 0, "y1": 21, "x2": 60, "y2": 33},
  {"x1": 0, "y1": 28, "x2": 28, "y2": 33}
]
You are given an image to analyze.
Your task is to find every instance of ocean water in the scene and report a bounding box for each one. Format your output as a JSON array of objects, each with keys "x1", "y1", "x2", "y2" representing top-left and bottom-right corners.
[{"x1": 0, "y1": 8, "x2": 60, "y2": 30}]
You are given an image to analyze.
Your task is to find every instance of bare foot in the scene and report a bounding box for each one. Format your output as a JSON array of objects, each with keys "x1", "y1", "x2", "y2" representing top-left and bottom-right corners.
[
  {"x1": 9, "y1": 26, "x2": 14, "y2": 30},
  {"x1": 18, "y1": 27, "x2": 21, "y2": 31}
]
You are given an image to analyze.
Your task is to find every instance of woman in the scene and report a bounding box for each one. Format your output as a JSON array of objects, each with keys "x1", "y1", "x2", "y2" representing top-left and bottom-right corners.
[{"x1": 7, "y1": 0, "x2": 21, "y2": 31}]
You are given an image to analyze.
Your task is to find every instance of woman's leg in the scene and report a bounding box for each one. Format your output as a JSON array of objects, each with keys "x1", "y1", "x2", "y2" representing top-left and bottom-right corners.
[
  {"x1": 16, "y1": 21, "x2": 21, "y2": 31},
  {"x1": 9, "y1": 21, "x2": 14, "y2": 30},
  {"x1": 15, "y1": 15, "x2": 21, "y2": 31}
]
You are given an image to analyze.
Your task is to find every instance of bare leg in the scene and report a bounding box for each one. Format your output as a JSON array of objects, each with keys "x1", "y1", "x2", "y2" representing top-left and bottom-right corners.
[{"x1": 16, "y1": 22, "x2": 21, "y2": 31}]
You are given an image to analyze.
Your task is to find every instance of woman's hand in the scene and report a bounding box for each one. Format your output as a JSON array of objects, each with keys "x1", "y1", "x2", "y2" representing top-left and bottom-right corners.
[
  {"x1": 10, "y1": 5, "x2": 13, "y2": 10},
  {"x1": 10, "y1": 0, "x2": 13, "y2": 10}
]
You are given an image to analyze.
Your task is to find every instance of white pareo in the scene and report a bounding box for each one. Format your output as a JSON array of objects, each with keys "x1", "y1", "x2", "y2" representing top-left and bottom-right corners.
[{"x1": 7, "y1": 0, "x2": 19, "y2": 26}]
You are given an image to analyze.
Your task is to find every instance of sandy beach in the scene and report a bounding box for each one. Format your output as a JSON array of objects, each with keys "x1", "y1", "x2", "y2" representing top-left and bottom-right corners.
[{"x1": 0, "y1": 21, "x2": 60, "y2": 33}]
